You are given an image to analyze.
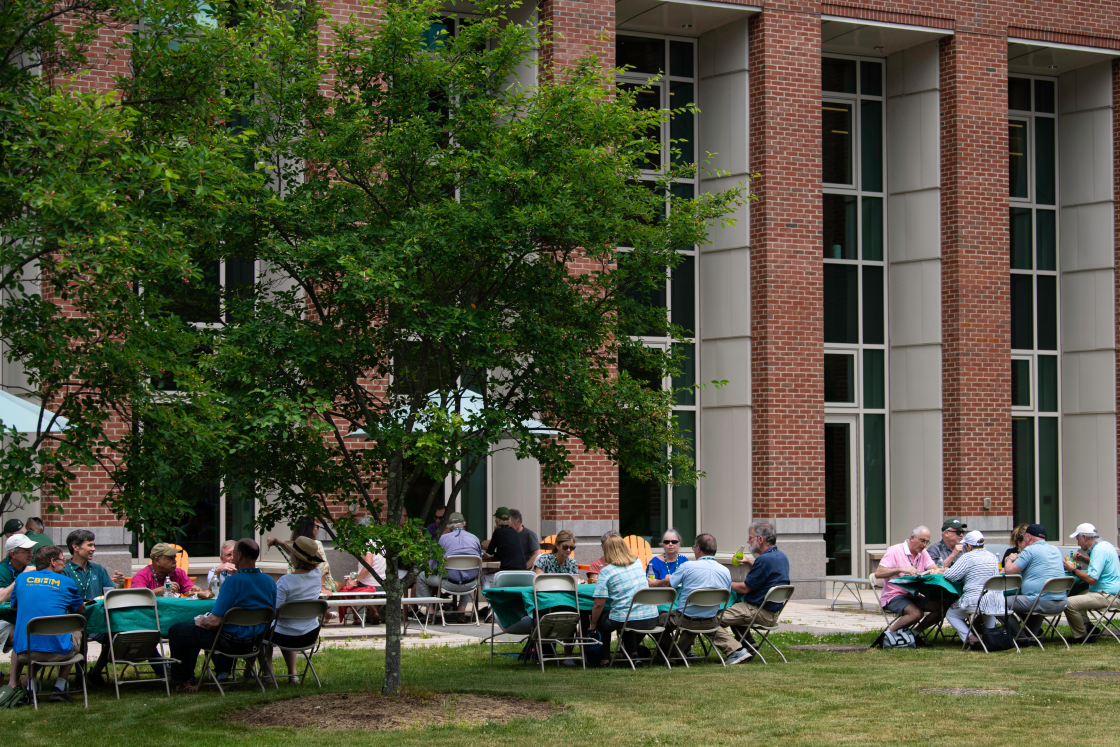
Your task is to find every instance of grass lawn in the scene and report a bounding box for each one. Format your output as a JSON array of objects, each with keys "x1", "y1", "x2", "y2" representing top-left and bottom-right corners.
[{"x1": 6, "y1": 629, "x2": 1120, "y2": 746}]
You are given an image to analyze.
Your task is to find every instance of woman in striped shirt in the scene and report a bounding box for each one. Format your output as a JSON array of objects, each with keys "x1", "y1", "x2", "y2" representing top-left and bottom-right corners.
[{"x1": 943, "y1": 530, "x2": 1006, "y2": 648}]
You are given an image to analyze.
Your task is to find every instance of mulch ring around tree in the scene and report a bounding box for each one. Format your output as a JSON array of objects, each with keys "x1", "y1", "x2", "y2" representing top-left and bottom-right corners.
[{"x1": 226, "y1": 690, "x2": 561, "y2": 731}]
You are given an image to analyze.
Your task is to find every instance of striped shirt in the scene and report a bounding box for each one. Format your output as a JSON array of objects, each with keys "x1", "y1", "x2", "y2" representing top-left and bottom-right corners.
[
  {"x1": 943, "y1": 548, "x2": 1005, "y2": 614},
  {"x1": 594, "y1": 560, "x2": 657, "y2": 622}
]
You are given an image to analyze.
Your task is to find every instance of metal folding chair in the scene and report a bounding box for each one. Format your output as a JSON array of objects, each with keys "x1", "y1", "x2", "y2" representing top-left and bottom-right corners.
[
  {"x1": 731, "y1": 585, "x2": 796, "y2": 664},
  {"x1": 870, "y1": 574, "x2": 904, "y2": 632},
  {"x1": 960, "y1": 575, "x2": 1021, "y2": 653},
  {"x1": 530, "y1": 574, "x2": 597, "y2": 672},
  {"x1": 669, "y1": 588, "x2": 732, "y2": 668},
  {"x1": 484, "y1": 570, "x2": 536, "y2": 664},
  {"x1": 606, "y1": 587, "x2": 676, "y2": 670},
  {"x1": 1013, "y1": 576, "x2": 1075, "y2": 650},
  {"x1": 438, "y1": 555, "x2": 483, "y2": 626},
  {"x1": 1083, "y1": 589, "x2": 1120, "y2": 644},
  {"x1": 266, "y1": 599, "x2": 328, "y2": 688},
  {"x1": 23, "y1": 614, "x2": 88, "y2": 710},
  {"x1": 197, "y1": 606, "x2": 274, "y2": 696},
  {"x1": 102, "y1": 588, "x2": 180, "y2": 699}
]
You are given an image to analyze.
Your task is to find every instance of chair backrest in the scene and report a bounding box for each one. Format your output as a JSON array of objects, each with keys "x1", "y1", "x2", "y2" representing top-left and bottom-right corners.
[
  {"x1": 27, "y1": 613, "x2": 86, "y2": 638},
  {"x1": 444, "y1": 555, "x2": 482, "y2": 571},
  {"x1": 868, "y1": 574, "x2": 883, "y2": 602},
  {"x1": 104, "y1": 587, "x2": 158, "y2": 612},
  {"x1": 221, "y1": 606, "x2": 274, "y2": 628},
  {"x1": 982, "y1": 574, "x2": 1022, "y2": 594},
  {"x1": 630, "y1": 587, "x2": 676, "y2": 609},
  {"x1": 276, "y1": 599, "x2": 328, "y2": 622},
  {"x1": 761, "y1": 584, "x2": 796, "y2": 609},
  {"x1": 682, "y1": 587, "x2": 730, "y2": 610},
  {"x1": 169, "y1": 544, "x2": 190, "y2": 572},
  {"x1": 623, "y1": 535, "x2": 654, "y2": 569},
  {"x1": 1040, "y1": 575, "x2": 1076, "y2": 595},
  {"x1": 540, "y1": 534, "x2": 556, "y2": 553},
  {"x1": 533, "y1": 573, "x2": 578, "y2": 595},
  {"x1": 493, "y1": 570, "x2": 536, "y2": 587}
]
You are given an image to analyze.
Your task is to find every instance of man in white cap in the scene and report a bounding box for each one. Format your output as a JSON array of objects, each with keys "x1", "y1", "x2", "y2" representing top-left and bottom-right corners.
[
  {"x1": 1062, "y1": 523, "x2": 1120, "y2": 643},
  {"x1": 942, "y1": 531, "x2": 1005, "y2": 648},
  {"x1": 0, "y1": 534, "x2": 37, "y2": 656}
]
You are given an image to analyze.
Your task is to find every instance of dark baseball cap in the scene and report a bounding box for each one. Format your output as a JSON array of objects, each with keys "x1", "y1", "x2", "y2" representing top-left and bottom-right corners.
[
  {"x1": 941, "y1": 519, "x2": 967, "y2": 532},
  {"x1": 493, "y1": 507, "x2": 511, "y2": 520},
  {"x1": 1026, "y1": 523, "x2": 1047, "y2": 539},
  {"x1": 3, "y1": 518, "x2": 23, "y2": 534}
]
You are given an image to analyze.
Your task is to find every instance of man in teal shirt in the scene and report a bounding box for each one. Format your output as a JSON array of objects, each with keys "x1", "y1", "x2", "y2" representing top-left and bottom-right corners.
[
  {"x1": 1063, "y1": 523, "x2": 1120, "y2": 643},
  {"x1": 21, "y1": 518, "x2": 53, "y2": 555}
]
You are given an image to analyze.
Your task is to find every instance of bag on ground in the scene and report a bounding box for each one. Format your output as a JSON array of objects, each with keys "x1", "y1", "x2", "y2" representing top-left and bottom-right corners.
[{"x1": 872, "y1": 628, "x2": 917, "y2": 649}]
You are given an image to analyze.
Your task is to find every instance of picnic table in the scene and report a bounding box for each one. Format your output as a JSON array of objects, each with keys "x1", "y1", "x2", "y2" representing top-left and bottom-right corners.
[
  {"x1": 83, "y1": 596, "x2": 215, "y2": 637},
  {"x1": 482, "y1": 585, "x2": 737, "y2": 630}
]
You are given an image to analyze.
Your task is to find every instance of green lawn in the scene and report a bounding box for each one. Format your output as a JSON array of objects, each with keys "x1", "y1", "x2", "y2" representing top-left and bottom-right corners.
[{"x1": 6, "y1": 630, "x2": 1120, "y2": 746}]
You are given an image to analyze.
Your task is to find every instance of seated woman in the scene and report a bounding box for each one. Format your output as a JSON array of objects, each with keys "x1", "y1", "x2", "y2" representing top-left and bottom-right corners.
[
  {"x1": 589, "y1": 534, "x2": 658, "y2": 665},
  {"x1": 266, "y1": 537, "x2": 325, "y2": 683},
  {"x1": 943, "y1": 530, "x2": 1005, "y2": 649},
  {"x1": 533, "y1": 530, "x2": 578, "y2": 575},
  {"x1": 267, "y1": 517, "x2": 337, "y2": 595},
  {"x1": 1003, "y1": 523, "x2": 1030, "y2": 567}
]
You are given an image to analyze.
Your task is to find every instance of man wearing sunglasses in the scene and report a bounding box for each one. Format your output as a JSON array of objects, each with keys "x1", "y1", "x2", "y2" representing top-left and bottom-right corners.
[
  {"x1": 927, "y1": 519, "x2": 967, "y2": 569},
  {"x1": 646, "y1": 529, "x2": 688, "y2": 581}
]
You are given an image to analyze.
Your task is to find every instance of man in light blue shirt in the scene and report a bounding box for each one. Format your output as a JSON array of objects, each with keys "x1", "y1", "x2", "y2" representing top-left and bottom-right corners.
[
  {"x1": 415, "y1": 513, "x2": 482, "y2": 621},
  {"x1": 650, "y1": 533, "x2": 750, "y2": 664},
  {"x1": 1062, "y1": 523, "x2": 1120, "y2": 642},
  {"x1": 1004, "y1": 523, "x2": 1068, "y2": 639}
]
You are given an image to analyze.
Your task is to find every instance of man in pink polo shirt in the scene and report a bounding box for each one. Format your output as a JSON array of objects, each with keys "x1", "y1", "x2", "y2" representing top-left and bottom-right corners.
[{"x1": 875, "y1": 526, "x2": 943, "y2": 636}]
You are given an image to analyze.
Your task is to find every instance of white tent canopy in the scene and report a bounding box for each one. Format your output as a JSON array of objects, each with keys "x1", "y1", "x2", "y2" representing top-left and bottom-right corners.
[
  {"x1": 348, "y1": 389, "x2": 559, "y2": 438},
  {"x1": 0, "y1": 389, "x2": 68, "y2": 434}
]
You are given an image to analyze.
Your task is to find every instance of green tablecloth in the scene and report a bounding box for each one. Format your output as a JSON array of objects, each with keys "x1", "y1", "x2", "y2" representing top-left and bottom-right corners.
[
  {"x1": 84, "y1": 597, "x2": 215, "y2": 637},
  {"x1": 482, "y1": 585, "x2": 733, "y2": 630},
  {"x1": 0, "y1": 603, "x2": 14, "y2": 624},
  {"x1": 889, "y1": 574, "x2": 963, "y2": 602}
]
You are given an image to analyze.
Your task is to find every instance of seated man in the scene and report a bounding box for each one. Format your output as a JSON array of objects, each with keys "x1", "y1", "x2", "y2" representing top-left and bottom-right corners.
[
  {"x1": 21, "y1": 518, "x2": 53, "y2": 555},
  {"x1": 649, "y1": 533, "x2": 751, "y2": 665},
  {"x1": 168, "y1": 539, "x2": 276, "y2": 690},
  {"x1": 415, "y1": 512, "x2": 481, "y2": 620},
  {"x1": 207, "y1": 540, "x2": 237, "y2": 590},
  {"x1": 0, "y1": 535, "x2": 36, "y2": 655},
  {"x1": 481, "y1": 508, "x2": 526, "y2": 589},
  {"x1": 1003, "y1": 523, "x2": 1068, "y2": 639},
  {"x1": 63, "y1": 529, "x2": 125, "y2": 683},
  {"x1": 926, "y1": 519, "x2": 967, "y2": 569},
  {"x1": 1062, "y1": 523, "x2": 1120, "y2": 643},
  {"x1": 721, "y1": 522, "x2": 790, "y2": 648},
  {"x1": 875, "y1": 526, "x2": 942, "y2": 638},
  {"x1": 130, "y1": 544, "x2": 202, "y2": 596},
  {"x1": 6, "y1": 545, "x2": 86, "y2": 703}
]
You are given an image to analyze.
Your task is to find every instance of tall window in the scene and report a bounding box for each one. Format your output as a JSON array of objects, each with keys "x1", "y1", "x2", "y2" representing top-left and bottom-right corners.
[
  {"x1": 616, "y1": 34, "x2": 698, "y2": 544},
  {"x1": 1008, "y1": 75, "x2": 1060, "y2": 531},
  {"x1": 822, "y1": 56, "x2": 887, "y2": 575}
]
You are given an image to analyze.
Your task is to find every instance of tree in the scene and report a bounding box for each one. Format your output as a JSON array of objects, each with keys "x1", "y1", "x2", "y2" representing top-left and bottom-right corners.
[{"x1": 199, "y1": 0, "x2": 745, "y2": 693}]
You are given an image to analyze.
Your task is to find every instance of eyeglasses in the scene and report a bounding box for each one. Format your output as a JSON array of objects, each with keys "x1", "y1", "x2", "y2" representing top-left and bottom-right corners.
[
  {"x1": 948, "y1": 529, "x2": 965, "y2": 535},
  {"x1": 662, "y1": 539, "x2": 680, "y2": 545},
  {"x1": 559, "y1": 544, "x2": 576, "y2": 551}
]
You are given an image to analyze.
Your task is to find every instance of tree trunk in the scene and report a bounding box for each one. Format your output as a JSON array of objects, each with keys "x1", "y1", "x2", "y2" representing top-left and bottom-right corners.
[{"x1": 382, "y1": 555, "x2": 403, "y2": 695}]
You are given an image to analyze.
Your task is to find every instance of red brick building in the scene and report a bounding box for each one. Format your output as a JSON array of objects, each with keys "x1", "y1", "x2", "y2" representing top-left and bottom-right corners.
[{"x1": 4, "y1": 1, "x2": 1120, "y2": 595}]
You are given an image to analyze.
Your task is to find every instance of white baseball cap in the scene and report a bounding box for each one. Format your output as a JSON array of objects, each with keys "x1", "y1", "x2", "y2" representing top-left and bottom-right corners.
[
  {"x1": 1069, "y1": 523, "x2": 1098, "y2": 538},
  {"x1": 962, "y1": 530, "x2": 985, "y2": 547},
  {"x1": 4, "y1": 534, "x2": 35, "y2": 553}
]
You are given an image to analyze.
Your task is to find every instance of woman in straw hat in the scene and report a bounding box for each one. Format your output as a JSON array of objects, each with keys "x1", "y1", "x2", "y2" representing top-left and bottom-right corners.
[{"x1": 266, "y1": 536, "x2": 326, "y2": 683}]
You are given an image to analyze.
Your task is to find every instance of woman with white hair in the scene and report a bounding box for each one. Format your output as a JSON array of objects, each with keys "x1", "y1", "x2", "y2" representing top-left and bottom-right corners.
[{"x1": 943, "y1": 530, "x2": 1005, "y2": 648}]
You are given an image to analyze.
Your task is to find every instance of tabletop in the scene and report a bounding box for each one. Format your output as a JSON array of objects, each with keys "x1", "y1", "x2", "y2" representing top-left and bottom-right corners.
[
  {"x1": 889, "y1": 572, "x2": 1088, "y2": 602},
  {"x1": 84, "y1": 596, "x2": 216, "y2": 637}
]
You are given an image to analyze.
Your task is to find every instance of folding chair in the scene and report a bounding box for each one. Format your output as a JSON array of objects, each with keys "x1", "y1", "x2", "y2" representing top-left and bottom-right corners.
[
  {"x1": 23, "y1": 614, "x2": 88, "y2": 710},
  {"x1": 731, "y1": 585, "x2": 795, "y2": 664},
  {"x1": 485, "y1": 570, "x2": 536, "y2": 664},
  {"x1": 1083, "y1": 589, "x2": 1120, "y2": 644},
  {"x1": 1013, "y1": 576, "x2": 1075, "y2": 650},
  {"x1": 870, "y1": 574, "x2": 904, "y2": 631},
  {"x1": 960, "y1": 575, "x2": 1021, "y2": 653},
  {"x1": 197, "y1": 606, "x2": 274, "y2": 696},
  {"x1": 669, "y1": 588, "x2": 731, "y2": 668},
  {"x1": 606, "y1": 587, "x2": 676, "y2": 670},
  {"x1": 438, "y1": 555, "x2": 483, "y2": 626},
  {"x1": 266, "y1": 600, "x2": 328, "y2": 688},
  {"x1": 530, "y1": 574, "x2": 597, "y2": 672},
  {"x1": 102, "y1": 588, "x2": 180, "y2": 699}
]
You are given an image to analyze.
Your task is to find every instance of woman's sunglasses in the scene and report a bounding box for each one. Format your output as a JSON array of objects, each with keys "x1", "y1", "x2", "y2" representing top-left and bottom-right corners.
[
  {"x1": 559, "y1": 544, "x2": 576, "y2": 551},
  {"x1": 662, "y1": 539, "x2": 680, "y2": 545}
]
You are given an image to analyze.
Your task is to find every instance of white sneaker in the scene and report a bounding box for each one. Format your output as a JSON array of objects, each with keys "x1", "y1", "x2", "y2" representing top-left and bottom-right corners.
[{"x1": 726, "y1": 648, "x2": 753, "y2": 665}]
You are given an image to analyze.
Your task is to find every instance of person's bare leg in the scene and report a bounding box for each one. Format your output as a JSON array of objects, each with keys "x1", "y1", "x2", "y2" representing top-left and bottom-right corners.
[
  {"x1": 283, "y1": 650, "x2": 299, "y2": 676},
  {"x1": 8, "y1": 652, "x2": 20, "y2": 688},
  {"x1": 914, "y1": 600, "x2": 945, "y2": 633},
  {"x1": 889, "y1": 603, "x2": 923, "y2": 631}
]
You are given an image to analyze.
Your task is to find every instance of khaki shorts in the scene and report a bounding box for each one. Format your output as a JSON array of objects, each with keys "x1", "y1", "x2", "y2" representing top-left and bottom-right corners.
[{"x1": 16, "y1": 632, "x2": 81, "y2": 663}]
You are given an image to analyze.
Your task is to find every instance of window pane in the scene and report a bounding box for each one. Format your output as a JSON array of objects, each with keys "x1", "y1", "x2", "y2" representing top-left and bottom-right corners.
[
  {"x1": 1011, "y1": 359, "x2": 1031, "y2": 407},
  {"x1": 1036, "y1": 274, "x2": 1057, "y2": 350},
  {"x1": 421, "y1": 17, "x2": 454, "y2": 49},
  {"x1": 225, "y1": 481, "x2": 255, "y2": 541},
  {"x1": 619, "y1": 344, "x2": 662, "y2": 390},
  {"x1": 824, "y1": 264, "x2": 859, "y2": 343},
  {"x1": 824, "y1": 353, "x2": 855, "y2": 403},
  {"x1": 225, "y1": 257, "x2": 255, "y2": 324},
  {"x1": 822, "y1": 103, "x2": 853, "y2": 185},
  {"x1": 1037, "y1": 354, "x2": 1058, "y2": 412},
  {"x1": 1010, "y1": 207, "x2": 1032, "y2": 270},
  {"x1": 621, "y1": 83, "x2": 662, "y2": 171},
  {"x1": 862, "y1": 197, "x2": 884, "y2": 261},
  {"x1": 1012, "y1": 417, "x2": 1036, "y2": 526},
  {"x1": 1009, "y1": 77, "x2": 1032, "y2": 111},
  {"x1": 823, "y1": 193, "x2": 857, "y2": 259},
  {"x1": 669, "y1": 40, "x2": 693, "y2": 78},
  {"x1": 1034, "y1": 79, "x2": 1055, "y2": 114},
  {"x1": 461, "y1": 452, "x2": 488, "y2": 540},
  {"x1": 619, "y1": 469, "x2": 667, "y2": 543},
  {"x1": 862, "y1": 265, "x2": 884, "y2": 345},
  {"x1": 824, "y1": 423, "x2": 852, "y2": 576},
  {"x1": 672, "y1": 343, "x2": 695, "y2": 406},
  {"x1": 863, "y1": 349, "x2": 884, "y2": 409},
  {"x1": 672, "y1": 411, "x2": 697, "y2": 546},
  {"x1": 860, "y1": 100, "x2": 883, "y2": 192},
  {"x1": 670, "y1": 81, "x2": 694, "y2": 167},
  {"x1": 1035, "y1": 116, "x2": 1055, "y2": 205},
  {"x1": 1038, "y1": 416, "x2": 1059, "y2": 533},
  {"x1": 168, "y1": 479, "x2": 220, "y2": 558},
  {"x1": 822, "y1": 57, "x2": 857, "y2": 93},
  {"x1": 617, "y1": 35, "x2": 664, "y2": 74},
  {"x1": 860, "y1": 61, "x2": 883, "y2": 96},
  {"x1": 671, "y1": 254, "x2": 694, "y2": 335},
  {"x1": 1009, "y1": 120, "x2": 1028, "y2": 198},
  {"x1": 619, "y1": 252, "x2": 666, "y2": 337},
  {"x1": 1010, "y1": 274, "x2": 1034, "y2": 350},
  {"x1": 1036, "y1": 210, "x2": 1056, "y2": 271},
  {"x1": 863, "y1": 413, "x2": 886, "y2": 545}
]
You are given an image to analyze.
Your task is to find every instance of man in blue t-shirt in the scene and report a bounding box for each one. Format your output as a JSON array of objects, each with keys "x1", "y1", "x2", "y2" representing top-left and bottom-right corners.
[
  {"x1": 1004, "y1": 523, "x2": 1068, "y2": 638},
  {"x1": 7, "y1": 545, "x2": 86, "y2": 702},
  {"x1": 167, "y1": 538, "x2": 276, "y2": 689},
  {"x1": 646, "y1": 529, "x2": 689, "y2": 580}
]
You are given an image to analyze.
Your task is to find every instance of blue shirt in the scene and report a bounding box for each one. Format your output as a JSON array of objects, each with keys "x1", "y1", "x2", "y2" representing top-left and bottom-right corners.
[
  {"x1": 646, "y1": 555, "x2": 688, "y2": 581},
  {"x1": 211, "y1": 568, "x2": 277, "y2": 639},
  {"x1": 1014, "y1": 541, "x2": 1067, "y2": 600},
  {"x1": 11, "y1": 570, "x2": 83, "y2": 653},
  {"x1": 1086, "y1": 539, "x2": 1120, "y2": 595},
  {"x1": 669, "y1": 555, "x2": 731, "y2": 617},
  {"x1": 595, "y1": 560, "x2": 657, "y2": 622},
  {"x1": 742, "y1": 547, "x2": 791, "y2": 612},
  {"x1": 436, "y1": 528, "x2": 482, "y2": 583}
]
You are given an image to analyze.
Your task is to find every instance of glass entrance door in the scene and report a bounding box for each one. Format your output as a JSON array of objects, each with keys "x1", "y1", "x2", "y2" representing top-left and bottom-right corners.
[{"x1": 824, "y1": 417, "x2": 857, "y2": 576}]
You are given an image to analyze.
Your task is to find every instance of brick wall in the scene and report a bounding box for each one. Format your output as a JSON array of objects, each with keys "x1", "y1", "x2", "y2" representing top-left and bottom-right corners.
[{"x1": 539, "y1": 0, "x2": 614, "y2": 78}]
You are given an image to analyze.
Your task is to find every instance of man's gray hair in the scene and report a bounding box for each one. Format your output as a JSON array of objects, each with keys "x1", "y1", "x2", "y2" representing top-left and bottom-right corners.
[
  {"x1": 911, "y1": 525, "x2": 930, "y2": 538},
  {"x1": 601, "y1": 529, "x2": 621, "y2": 543},
  {"x1": 509, "y1": 508, "x2": 523, "y2": 523},
  {"x1": 749, "y1": 521, "x2": 777, "y2": 546},
  {"x1": 662, "y1": 528, "x2": 682, "y2": 543},
  {"x1": 1081, "y1": 531, "x2": 1100, "y2": 539},
  {"x1": 221, "y1": 539, "x2": 237, "y2": 551}
]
